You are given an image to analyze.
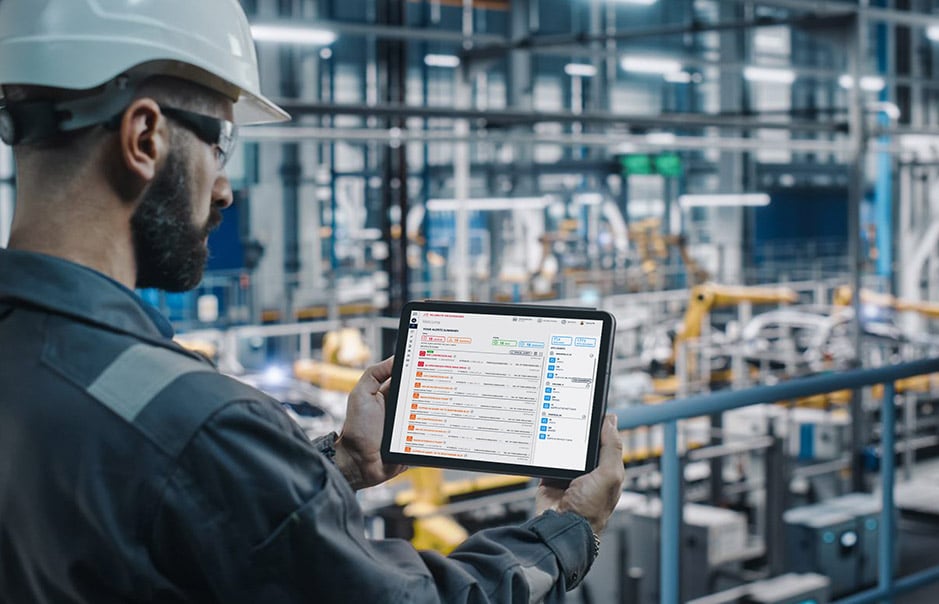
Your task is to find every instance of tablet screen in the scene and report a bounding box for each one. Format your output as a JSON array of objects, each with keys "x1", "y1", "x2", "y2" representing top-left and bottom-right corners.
[{"x1": 386, "y1": 306, "x2": 609, "y2": 474}]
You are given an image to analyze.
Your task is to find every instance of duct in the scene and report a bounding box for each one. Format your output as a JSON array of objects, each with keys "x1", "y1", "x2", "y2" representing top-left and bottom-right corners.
[
  {"x1": 462, "y1": 12, "x2": 854, "y2": 62},
  {"x1": 749, "y1": 0, "x2": 939, "y2": 29},
  {"x1": 241, "y1": 125, "x2": 852, "y2": 154},
  {"x1": 270, "y1": 100, "x2": 846, "y2": 132},
  {"x1": 255, "y1": 17, "x2": 506, "y2": 45}
]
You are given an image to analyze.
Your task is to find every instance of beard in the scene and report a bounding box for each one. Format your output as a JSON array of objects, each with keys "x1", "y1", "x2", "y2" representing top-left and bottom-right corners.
[{"x1": 131, "y1": 147, "x2": 221, "y2": 292}]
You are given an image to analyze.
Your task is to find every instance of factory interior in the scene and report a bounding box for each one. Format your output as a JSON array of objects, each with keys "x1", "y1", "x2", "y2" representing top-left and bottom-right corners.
[{"x1": 11, "y1": 0, "x2": 939, "y2": 602}]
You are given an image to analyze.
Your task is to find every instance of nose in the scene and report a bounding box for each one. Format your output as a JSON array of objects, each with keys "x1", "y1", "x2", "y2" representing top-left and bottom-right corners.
[{"x1": 213, "y1": 172, "x2": 234, "y2": 210}]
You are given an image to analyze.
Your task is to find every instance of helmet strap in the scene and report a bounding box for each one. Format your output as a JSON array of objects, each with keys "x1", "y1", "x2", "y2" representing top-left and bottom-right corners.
[{"x1": 0, "y1": 74, "x2": 141, "y2": 145}]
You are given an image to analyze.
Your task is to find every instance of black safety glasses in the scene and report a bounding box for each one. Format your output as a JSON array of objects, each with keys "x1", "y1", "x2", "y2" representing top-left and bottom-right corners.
[{"x1": 158, "y1": 105, "x2": 238, "y2": 171}]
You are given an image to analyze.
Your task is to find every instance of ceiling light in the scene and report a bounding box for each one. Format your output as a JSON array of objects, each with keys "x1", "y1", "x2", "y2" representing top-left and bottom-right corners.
[
  {"x1": 839, "y1": 74, "x2": 886, "y2": 92},
  {"x1": 621, "y1": 56, "x2": 682, "y2": 75},
  {"x1": 870, "y1": 101, "x2": 901, "y2": 120},
  {"x1": 645, "y1": 132, "x2": 676, "y2": 145},
  {"x1": 679, "y1": 193, "x2": 771, "y2": 208},
  {"x1": 753, "y1": 29, "x2": 789, "y2": 53},
  {"x1": 424, "y1": 54, "x2": 461, "y2": 68},
  {"x1": 743, "y1": 66, "x2": 795, "y2": 84},
  {"x1": 251, "y1": 24, "x2": 337, "y2": 45},
  {"x1": 663, "y1": 71, "x2": 693, "y2": 83},
  {"x1": 565, "y1": 63, "x2": 598, "y2": 77},
  {"x1": 573, "y1": 193, "x2": 604, "y2": 206},
  {"x1": 928, "y1": 26, "x2": 939, "y2": 42},
  {"x1": 427, "y1": 196, "x2": 553, "y2": 211},
  {"x1": 612, "y1": 0, "x2": 658, "y2": 4}
]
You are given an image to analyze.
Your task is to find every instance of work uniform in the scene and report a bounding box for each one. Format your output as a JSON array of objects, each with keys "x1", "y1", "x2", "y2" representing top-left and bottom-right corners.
[{"x1": 0, "y1": 248, "x2": 596, "y2": 603}]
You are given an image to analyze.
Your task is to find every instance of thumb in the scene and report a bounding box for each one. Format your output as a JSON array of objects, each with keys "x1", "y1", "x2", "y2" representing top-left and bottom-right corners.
[
  {"x1": 359, "y1": 356, "x2": 395, "y2": 392},
  {"x1": 597, "y1": 414, "x2": 623, "y2": 468}
]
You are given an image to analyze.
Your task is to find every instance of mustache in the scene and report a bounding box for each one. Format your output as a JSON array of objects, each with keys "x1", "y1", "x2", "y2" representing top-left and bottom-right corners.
[{"x1": 203, "y1": 208, "x2": 223, "y2": 237}]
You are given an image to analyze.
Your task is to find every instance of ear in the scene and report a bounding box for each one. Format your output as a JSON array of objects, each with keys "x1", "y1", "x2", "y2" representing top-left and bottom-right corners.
[{"x1": 117, "y1": 98, "x2": 169, "y2": 183}]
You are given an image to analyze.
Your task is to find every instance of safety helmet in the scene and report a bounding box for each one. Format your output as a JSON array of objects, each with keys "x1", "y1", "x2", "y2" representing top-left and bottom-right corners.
[{"x1": 0, "y1": 0, "x2": 289, "y2": 143}]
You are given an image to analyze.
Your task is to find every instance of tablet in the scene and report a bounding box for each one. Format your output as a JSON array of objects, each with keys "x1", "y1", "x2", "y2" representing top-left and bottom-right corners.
[{"x1": 381, "y1": 301, "x2": 616, "y2": 480}]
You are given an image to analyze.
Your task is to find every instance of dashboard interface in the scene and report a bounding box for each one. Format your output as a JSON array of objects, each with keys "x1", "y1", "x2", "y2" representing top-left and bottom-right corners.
[{"x1": 389, "y1": 309, "x2": 605, "y2": 471}]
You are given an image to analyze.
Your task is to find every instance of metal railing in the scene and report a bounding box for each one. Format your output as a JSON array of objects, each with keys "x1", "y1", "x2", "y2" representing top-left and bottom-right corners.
[{"x1": 614, "y1": 357, "x2": 939, "y2": 604}]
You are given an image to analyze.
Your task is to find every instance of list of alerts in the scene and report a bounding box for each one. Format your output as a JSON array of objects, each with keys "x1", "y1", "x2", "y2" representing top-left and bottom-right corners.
[{"x1": 390, "y1": 310, "x2": 603, "y2": 471}]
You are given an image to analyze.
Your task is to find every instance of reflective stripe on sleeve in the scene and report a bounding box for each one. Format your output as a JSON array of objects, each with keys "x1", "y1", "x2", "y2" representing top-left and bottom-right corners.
[{"x1": 87, "y1": 343, "x2": 210, "y2": 422}]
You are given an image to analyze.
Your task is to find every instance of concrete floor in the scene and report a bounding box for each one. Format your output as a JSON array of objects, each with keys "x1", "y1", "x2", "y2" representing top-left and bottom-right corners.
[{"x1": 894, "y1": 518, "x2": 939, "y2": 603}]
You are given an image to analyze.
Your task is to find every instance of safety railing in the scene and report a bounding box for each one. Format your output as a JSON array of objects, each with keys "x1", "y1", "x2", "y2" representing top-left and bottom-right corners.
[{"x1": 614, "y1": 357, "x2": 939, "y2": 604}]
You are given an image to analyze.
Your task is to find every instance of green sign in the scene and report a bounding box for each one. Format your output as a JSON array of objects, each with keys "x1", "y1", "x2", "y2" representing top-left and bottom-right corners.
[
  {"x1": 654, "y1": 153, "x2": 683, "y2": 177},
  {"x1": 620, "y1": 154, "x2": 653, "y2": 175},
  {"x1": 619, "y1": 153, "x2": 683, "y2": 178}
]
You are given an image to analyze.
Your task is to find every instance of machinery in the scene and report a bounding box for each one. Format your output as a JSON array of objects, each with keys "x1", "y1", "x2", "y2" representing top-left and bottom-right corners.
[
  {"x1": 625, "y1": 497, "x2": 751, "y2": 604},
  {"x1": 646, "y1": 283, "x2": 800, "y2": 394},
  {"x1": 294, "y1": 326, "x2": 372, "y2": 391},
  {"x1": 784, "y1": 493, "x2": 895, "y2": 598},
  {"x1": 385, "y1": 467, "x2": 532, "y2": 555},
  {"x1": 687, "y1": 573, "x2": 830, "y2": 604},
  {"x1": 627, "y1": 218, "x2": 710, "y2": 289}
]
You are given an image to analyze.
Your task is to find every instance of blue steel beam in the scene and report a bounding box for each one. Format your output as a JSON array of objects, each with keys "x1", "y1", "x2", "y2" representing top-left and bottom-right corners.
[
  {"x1": 661, "y1": 421, "x2": 680, "y2": 604},
  {"x1": 620, "y1": 359, "x2": 939, "y2": 604},
  {"x1": 880, "y1": 383, "x2": 896, "y2": 597},
  {"x1": 614, "y1": 357, "x2": 939, "y2": 430}
]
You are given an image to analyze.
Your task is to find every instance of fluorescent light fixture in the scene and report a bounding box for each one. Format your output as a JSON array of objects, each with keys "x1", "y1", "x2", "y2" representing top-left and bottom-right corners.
[
  {"x1": 573, "y1": 193, "x2": 604, "y2": 206},
  {"x1": 621, "y1": 56, "x2": 682, "y2": 76},
  {"x1": 427, "y1": 196, "x2": 553, "y2": 211},
  {"x1": 743, "y1": 66, "x2": 795, "y2": 84},
  {"x1": 565, "y1": 63, "x2": 598, "y2": 77},
  {"x1": 645, "y1": 132, "x2": 676, "y2": 145},
  {"x1": 838, "y1": 74, "x2": 886, "y2": 92},
  {"x1": 870, "y1": 101, "x2": 901, "y2": 120},
  {"x1": 612, "y1": 0, "x2": 658, "y2": 4},
  {"x1": 262, "y1": 366, "x2": 288, "y2": 386},
  {"x1": 663, "y1": 71, "x2": 693, "y2": 83},
  {"x1": 251, "y1": 24, "x2": 336, "y2": 45},
  {"x1": 679, "y1": 193, "x2": 771, "y2": 208},
  {"x1": 424, "y1": 54, "x2": 461, "y2": 68},
  {"x1": 753, "y1": 30, "x2": 789, "y2": 53},
  {"x1": 928, "y1": 26, "x2": 939, "y2": 42}
]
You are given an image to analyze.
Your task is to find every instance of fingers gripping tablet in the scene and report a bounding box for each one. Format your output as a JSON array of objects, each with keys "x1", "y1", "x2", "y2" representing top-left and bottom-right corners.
[{"x1": 380, "y1": 301, "x2": 616, "y2": 480}]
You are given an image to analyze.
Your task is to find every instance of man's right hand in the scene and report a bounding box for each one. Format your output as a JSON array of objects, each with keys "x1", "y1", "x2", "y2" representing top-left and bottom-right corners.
[{"x1": 535, "y1": 414, "x2": 625, "y2": 534}]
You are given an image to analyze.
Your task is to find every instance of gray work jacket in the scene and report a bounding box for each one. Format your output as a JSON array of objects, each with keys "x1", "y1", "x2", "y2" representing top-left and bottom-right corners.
[{"x1": 0, "y1": 249, "x2": 596, "y2": 603}]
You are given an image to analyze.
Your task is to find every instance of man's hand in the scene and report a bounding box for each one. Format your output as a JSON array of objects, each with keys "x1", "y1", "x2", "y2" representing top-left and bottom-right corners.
[
  {"x1": 536, "y1": 414, "x2": 625, "y2": 534},
  {"x1": 334, "y1": 357, "x2": 407, "y2": 490}
]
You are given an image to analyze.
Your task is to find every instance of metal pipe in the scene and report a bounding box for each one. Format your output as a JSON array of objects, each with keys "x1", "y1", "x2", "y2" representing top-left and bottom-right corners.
[
  {"x1": 242, "y1": 125, "x2": 853, "y2": 153},
  {"x1": 686, "y1": 435, "x2": 775, "y2": 462},
  {"x1": 765, "y1": 427, "x2": 787, "y2": 575},
  {"x1": 272, "y1": 100, "x2": 846, "y2": 132},
  {"x1": 613, "y1": 357, "x2": 939, "y2": 430},
  {"x1": 751, "y1": 0, "x2": 939, "y2": 30},
  {"x1": 847, "y1": 5, "x2": 867, "y2": 493},
  {"x1": 661, "y1": 421, "x2": 680, "y2": 604},
  {"x1": 833, "y1": 565, "x2": 939, "y2": 603},
  {"x1": 880, "y1": 382, "x2": 896, "y2": 597},
  {"x1": 254, "y1": 17, "x2": 505, "y2": 44},
  {"x1": 791, "y1": 455, "x2": 851, "y2": 479},
  {"x1": 463, "y1": 12, "x2": 853, "y2": 60},
  {"x1": 904, "y1": 393, "x2": 915, "y2": 481}
]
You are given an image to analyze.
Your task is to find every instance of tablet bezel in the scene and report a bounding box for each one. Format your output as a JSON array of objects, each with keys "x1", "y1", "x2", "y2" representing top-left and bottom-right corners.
[{"x1": 380, "y1": 300, "x2": 616, "y2": 481}]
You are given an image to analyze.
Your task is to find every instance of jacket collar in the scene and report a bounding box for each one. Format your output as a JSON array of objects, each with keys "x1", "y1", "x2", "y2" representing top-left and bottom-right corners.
[{"x1": 0, "y1": 248, "x2": 174, "y2": 341}]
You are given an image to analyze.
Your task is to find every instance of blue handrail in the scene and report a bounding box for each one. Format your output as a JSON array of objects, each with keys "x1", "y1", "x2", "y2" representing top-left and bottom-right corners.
[{"x1": 614, "y1": 357, "x2": 939, "y2": 604}]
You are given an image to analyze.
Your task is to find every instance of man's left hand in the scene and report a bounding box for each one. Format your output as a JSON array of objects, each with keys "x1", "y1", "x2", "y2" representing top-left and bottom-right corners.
[{"x1": 334, "y1": 357, "x2": 407, "y2": 490}]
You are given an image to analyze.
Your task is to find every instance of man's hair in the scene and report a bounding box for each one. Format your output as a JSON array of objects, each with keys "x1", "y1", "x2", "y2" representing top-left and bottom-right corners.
[{"x1": 8, "y1": 75, "x2": 227, "y2": 179}]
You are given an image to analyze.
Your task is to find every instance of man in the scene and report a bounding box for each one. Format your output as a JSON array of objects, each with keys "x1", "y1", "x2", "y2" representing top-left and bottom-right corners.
[{"x1": 0, "y1": 1, "x2": 625, "y2": 602}]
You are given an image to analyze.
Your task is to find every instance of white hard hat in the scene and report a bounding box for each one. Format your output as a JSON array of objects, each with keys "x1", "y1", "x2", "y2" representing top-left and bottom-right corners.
[{"x1": 0, "y1": 0, "x2": 289, "y2": 126}]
